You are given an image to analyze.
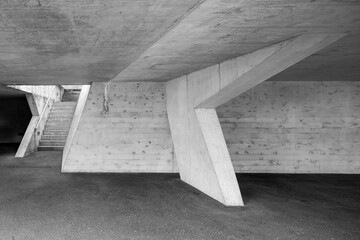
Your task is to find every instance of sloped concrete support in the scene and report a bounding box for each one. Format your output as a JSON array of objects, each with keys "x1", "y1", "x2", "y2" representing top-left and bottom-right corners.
[
  {"x1": 195, "y1": 108, "x2": 243, "y2": 206},
  {"x1": 166, "y1": 34, "x2": 344, "y2": 206},
  {"x1": 167, "y1": 76, "x2": 243, "y2": 206},
  {"x1": 62, "y1": 85, "x2": 91, "y2": 170}
]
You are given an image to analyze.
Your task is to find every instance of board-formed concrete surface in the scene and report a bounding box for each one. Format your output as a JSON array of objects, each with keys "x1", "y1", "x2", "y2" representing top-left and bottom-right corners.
[
  {"x1": 0, "y1": 1, "x2": 359, "y2": 85},
  {"x1": 0, "y1": 147, "x2": 359, "y2": 240}
]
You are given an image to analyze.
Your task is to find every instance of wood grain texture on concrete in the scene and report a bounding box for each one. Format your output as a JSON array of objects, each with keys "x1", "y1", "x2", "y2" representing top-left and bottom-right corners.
[
  {"x1": 217, "y1": 81, "x2": 360, "y2": 173},
  {"x1": 113, "y1": 0, "x2": 360, "y2": 83},
  {"x1": 62, "y1": 82, "x2": 174, "y2": 173},
  {"x1": 0, "y1": 0, "x2": 201, "y2": 84},
  {"x1": 0, "y1": 1, "x2": 359, "y2": 85}
]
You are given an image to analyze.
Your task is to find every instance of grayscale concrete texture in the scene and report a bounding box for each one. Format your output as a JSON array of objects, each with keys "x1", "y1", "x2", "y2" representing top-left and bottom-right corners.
[{"x1": 0, "y1": 146, "x2": 359, "y2": 240}]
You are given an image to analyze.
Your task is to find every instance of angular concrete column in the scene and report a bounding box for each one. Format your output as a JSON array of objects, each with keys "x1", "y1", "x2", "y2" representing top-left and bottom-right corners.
[
  {"x1": 166, "y1": 34, "x2": 345, "y2": 206},
  {"x1": 62, "y1": 85, "x2": 91, "y2": 170},
  {"x1": 167, "y1": 76, "x2": 242, "y2": 205}
]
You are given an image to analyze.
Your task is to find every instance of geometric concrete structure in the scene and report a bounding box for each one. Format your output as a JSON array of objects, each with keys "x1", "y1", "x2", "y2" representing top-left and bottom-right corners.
[
  {"x1": 166, "y1": 34, "x2": 344, "y2": 205},
  {"x1": 1, "y1": 1, "x2": 360, "y2": 206},
  {"x1": 61, "y1": 34, "x2": 345, "y2": 206},
  {"x1": 0, "y1": 1, "x2": 358, "y2": 85}
]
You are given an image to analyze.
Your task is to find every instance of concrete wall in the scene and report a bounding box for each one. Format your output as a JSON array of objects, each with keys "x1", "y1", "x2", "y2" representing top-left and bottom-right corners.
[
  {"x1": 62, "y1": 82, "x2": 174, "y2": 172},
  {"x1": 62, "y1": 81, "x2": 360, "y2": 174},
  {"x1": 217, "y1": 81, "x2": 360, "y2": 173},
  {"x1": 0, "y1": 97, "x2": 32, "y2": 144}
]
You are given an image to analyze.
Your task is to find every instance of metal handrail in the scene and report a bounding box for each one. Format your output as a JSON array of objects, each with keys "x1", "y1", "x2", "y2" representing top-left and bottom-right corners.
[{"x1": 34, "y1": 86, "x2": 57, "y2": 131}]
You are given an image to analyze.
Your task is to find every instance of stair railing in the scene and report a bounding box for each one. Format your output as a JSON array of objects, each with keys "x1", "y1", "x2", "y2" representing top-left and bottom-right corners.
[{"x1": 34, "y1": 85, "x2": 57, "y2": 135}]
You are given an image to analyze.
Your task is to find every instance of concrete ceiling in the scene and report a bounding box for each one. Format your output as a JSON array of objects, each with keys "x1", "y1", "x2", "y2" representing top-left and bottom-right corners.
[{"x1": 0, "y1": 0, "x2": 359, "y2": 85}]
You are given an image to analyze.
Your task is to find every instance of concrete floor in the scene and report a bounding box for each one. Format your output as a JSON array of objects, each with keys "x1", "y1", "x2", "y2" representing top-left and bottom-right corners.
[{"x1": 0, "y1": 145, "x2": 359, "y2": 240}]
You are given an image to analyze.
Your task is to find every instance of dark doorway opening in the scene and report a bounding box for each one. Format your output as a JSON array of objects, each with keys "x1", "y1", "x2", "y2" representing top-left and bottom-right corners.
[{"x1": 0, "y1": 95, "x2": 32, "y2": 157}]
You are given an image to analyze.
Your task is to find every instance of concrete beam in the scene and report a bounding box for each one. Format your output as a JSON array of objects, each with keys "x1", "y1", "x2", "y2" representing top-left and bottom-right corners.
[
  {"x1": 196, "y1": 34, "x2": 345, "y2": 108},
  {"x1": 197, "y1": 34, "x2": 346, "y2": 108},
  {"x1": 166, "y1": 34, "x2": 345, "y2": 206}
]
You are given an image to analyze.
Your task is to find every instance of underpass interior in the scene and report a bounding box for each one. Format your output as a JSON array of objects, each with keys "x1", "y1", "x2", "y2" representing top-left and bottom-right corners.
[
  {"x1": 1, "y1": 81, "x2": 359, "y2": 239},
  {"x1": 0, "y1": 0, "x2": 360, "y2": 239}
]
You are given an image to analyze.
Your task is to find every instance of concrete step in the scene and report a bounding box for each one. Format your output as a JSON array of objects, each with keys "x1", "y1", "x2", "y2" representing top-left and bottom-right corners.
[
  {"x1": 53, "y1": 102, "x2": 77, "y2": 105},
  {"x1": 44, "y1": 128, "x2": 71, "y2": 132},
  {"x1": 52, "y1": 105, "x2": 76, "y2": 109},
  {"x1": 51, "y1": 108, "x2": 76, "y2": 112},
  {"x1": 53, "y1": 105, "x2": 76, "y2": 109},
  {"x1": 53, "y1": 102, "x2": 75, "y2": 105},
  {"x1": 53, "y1": 102, "x2": 76, "y2": 105},
  {"x1": 41, "y1": 135, "x2": 68, "y2": 140},
  {"x1": 47, "y1": 117, "x2": 73, "y2": 120},
  {"x1": 51, "y1": 108, "x2": 75, "y2": 114},
  {"x1": 49, "y1": 113, "x2": 74, "y2": 119},
  {"x1": 38, "y1": 100, "x2": 76, "y2": 151},
  {"x1": 52, "y1": 106, "x2": 76, "y2": 109},
  {"x1": 45, "y1": 127, "x2": 72, "y2": 132},
  {"x1": 47, "y1": 117, "x2": 73, "y2": 122},
  {"x1": 39, "y1": 141, "x2": 66, "y2": 146},
  {"x1": 42, "y1": 130, "x2": 69, "y2": 136},
  {"x1": 38, "y1": 146, "x2": 64, "y2": 151},
  {"x1": 46, "y1": 121, "x2": 72, "y2": 124},
  {"x1": 52, "y1": 108, "x2": 75, "y2": 111},
  {"x1": 52, "y1": 107, "x2": 76, "y2": 110},
  {"x1": 45, "y1": 120, "x2": 72, "y2": 125},
  {"x1": 49, "y1": 112, "x2": 74, "y2": 116},
  {"x1": 47, "y1": 118, "x2": 73, "y2": 122},
  {"x1": 50, "y1": 110, "x2": 75, "y2": 114},
  {"x1": 46, "y1": 120, "x2": 72, "y2": 124},
  {"x1": 45, "y1": 121, "x2": 71, "y2": 128},
  {"x1": 53, "y1": 103, "x2": 76, "y2": 106}
]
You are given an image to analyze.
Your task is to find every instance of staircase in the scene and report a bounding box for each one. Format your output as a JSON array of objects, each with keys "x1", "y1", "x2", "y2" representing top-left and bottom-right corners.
[{"x1": 38, "y1": 89, "x2": 80, "y2": 151}]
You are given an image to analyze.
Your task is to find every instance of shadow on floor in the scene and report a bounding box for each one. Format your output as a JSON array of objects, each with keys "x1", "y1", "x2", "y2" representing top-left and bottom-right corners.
[
  {"x1": 0, "y1": 150, "x2": 359, "y2": 240},
  {"x1": 0, "y1": 143, "x2": 19, "y2": 158}
]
